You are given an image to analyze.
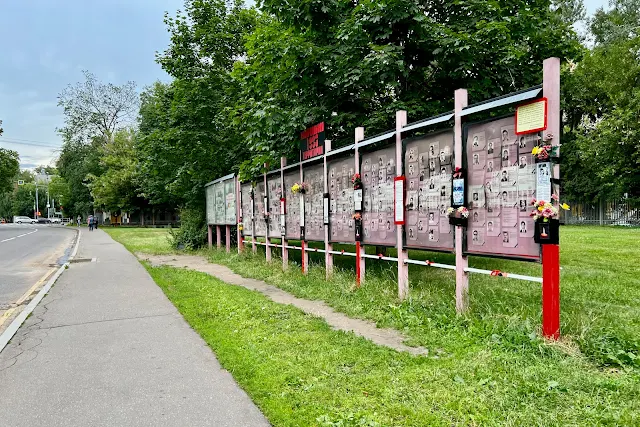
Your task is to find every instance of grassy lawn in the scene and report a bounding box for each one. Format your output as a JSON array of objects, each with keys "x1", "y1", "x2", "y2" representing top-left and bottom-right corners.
[
  {"x1": 109, "y1": 226, "x2": 640, "y2": 425},
  {"x1": 147, "y1": 265, "x2": 639, "y2": 426},
  {"x1": 104, "y1": 227, "x2": 174, "y2": 255}
]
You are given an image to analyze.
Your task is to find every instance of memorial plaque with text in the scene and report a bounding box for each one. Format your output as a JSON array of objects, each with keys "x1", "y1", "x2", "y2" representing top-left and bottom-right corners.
[
  {"x1": 284, "y1": 170, "x2": 301, "y2": 239},
  {"x1": 240, "y1": 183, "x2": 253, "y2": 235},
  {"x1": 214, "y1": 182, "x2": 225, "y2": 224},
  {"x1": 465, "y1": 116, "x2": 540, "y2": 261},
  {"x1": 206, "y1": 184, "x2": 215, "y2": 225},
  {"x1": 224, "y1": 179, "x2": 236, "y2": 225},
  {"x1": 303, "y1": 163, "x2": 325, "y2": 241},
  {"x1": 361, "y1": 146, "x2": 397, "y2": 246},
  {"x1": 404, "y1": 131, "x2": 455, "y2": 251},
  {"x1": 267, "y1": 175, "x2": 282, "y2": 238},
  {"x1": 253, "y1": 181, "x2": 267, "y2": 237},
  {"x1": 328, "y1": 157, "x2": 355, "y2": 243}
]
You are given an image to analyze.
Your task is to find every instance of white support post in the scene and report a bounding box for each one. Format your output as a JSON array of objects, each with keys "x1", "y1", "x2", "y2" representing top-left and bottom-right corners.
[
  {"x1": 454, "y1": 89, "x2": 469, "y2": 313},
  {"x1": 236, "y1": 178, "x2": 243, "y2": 253},
  {"x1": 396, "y1": 111, "x2": 409, "y2": 299},
  {"x1": 354, "y1": 127, "x2": 365, "y2": 285},
  {"x1": 225, "y1": 225, "x2": 231, "y2": 253},
  {"x1": 251, "y1": 184, "x2": 257, "y2": 253},
  {"x1": 324, "y1": 139, "x2": 333, "y2": 279},
  {"x1": 300, "y1": 159, "x2": 309, "y2": 274},
  {"x1": 281, "y1": 156, "x2": 288, "y2": 270},
  {"x1": 264, "y1": 163, "x2": 272, "y2": 262}
]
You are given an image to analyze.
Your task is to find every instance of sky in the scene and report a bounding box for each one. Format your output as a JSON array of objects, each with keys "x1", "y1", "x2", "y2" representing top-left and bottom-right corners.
[{"x1": 0, "y1": 0, "x2": 609, "y2": 169}]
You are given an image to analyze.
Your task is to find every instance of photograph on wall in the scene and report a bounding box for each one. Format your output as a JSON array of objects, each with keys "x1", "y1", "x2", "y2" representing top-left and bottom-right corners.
[
  {"x1": 253, "y1": 181, "x2": 267, "y2": 237},
  {"x1": 303, "y1": 163, "x2": 325, "y2": 242},
  {"x1": 328, "y1": 156, "x2": 355, "y2": 243},
  {"x1": 205, "y1": 184, "x2": 215, "y2": 225},
  {"x1": 240, "y1": 183, "x2": 253, "y2": 235},
  {"x1": 362, "y1": 146, "x2": 396, "y2": 246},
  {"x1": 403, "y1": 130, "x2": 454, "y2": 251},
  {"x1": 214, "y1": 182, "x2": 225, "y2": 224},
  {"x1": 464, "y1": 116, "x2": 541, "y2": 261},
  {"x1": 283, "y1": 170, "x2": 301, "y2": 240},
  {"x1": 267, "y1": 174, "x2": 282, "y2": 238},
  {"x1": 224, "y1": 179, "x2": 236, "y2": 225}
]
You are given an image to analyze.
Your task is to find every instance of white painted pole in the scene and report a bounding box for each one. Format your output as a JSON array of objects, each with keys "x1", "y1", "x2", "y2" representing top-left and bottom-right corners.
[
  {"x1": 396, "y1": 110, "x2": 409, "y2": 299},
  {"x1": 454, "y1": 88, "x2": 469, "y2": 313}
]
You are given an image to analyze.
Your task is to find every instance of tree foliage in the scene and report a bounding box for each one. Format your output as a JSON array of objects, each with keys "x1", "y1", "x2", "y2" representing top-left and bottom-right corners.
[
  {"x1": 57, "y1": 70, "x2": 139, "y2": 144},
  {"x1": 88, "y1": 128, "x2": 142, "y2": 213},
  {"x1": 561, "y1": 0, "x2": 640, "y2": 201},
  {"x1": 230, "y1": 0, "x2": 581, "y2": 175},
  {"x1": 0, "y1": 148, "x2": 20, "y2": 194}
]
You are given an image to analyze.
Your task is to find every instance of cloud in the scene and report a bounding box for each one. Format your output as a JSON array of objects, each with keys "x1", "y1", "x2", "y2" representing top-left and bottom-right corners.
[{"x1": 39, "y1": 47, "x2": 71, "y2": 74}]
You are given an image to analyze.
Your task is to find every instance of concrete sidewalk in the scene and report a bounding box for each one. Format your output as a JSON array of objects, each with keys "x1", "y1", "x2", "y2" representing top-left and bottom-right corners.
[{"x1": 0, "y1": 230, "x2": 269, "y2": 427}]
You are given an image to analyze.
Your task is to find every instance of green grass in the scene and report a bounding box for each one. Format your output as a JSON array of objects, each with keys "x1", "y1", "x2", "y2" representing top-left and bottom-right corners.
[
  {"x1": 104, "y1": 227, "x2": 174, "y2": 255},
  {"x1": 108, "y1": 226, "x2": 640, "y2": 425},
  {"x1": 198, "y1": 226, "x2": 640, "y2": 371},
  {"x1": 147, "y1": 264, "x2": 640, "y2": 426}
]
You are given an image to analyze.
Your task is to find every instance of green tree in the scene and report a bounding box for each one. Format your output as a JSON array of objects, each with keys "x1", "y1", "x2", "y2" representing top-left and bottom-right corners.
[
  {"x1": 88, "y1": 128, "x2": 143, "y2": 213},
  {"x1": 57, "y1": 70, "x2": 138, "y2": 144},
  {"x1": 48, "y1": 176, "x2": 71, "y2": 214},
  {"x1": 56, "y1": 139, "x2": 104, "y2": 218},
  {"x1": 0, "y1": 148, "x2": 20, "y2": 193},
  {"x1": 11, "y1": 183, "x2": 46, "y2": 217},
  {"x1": 561, "y1": 0, "x2": 640, "y2": 201},
  {"x1": 230, "y1": 0, "x2": 581, "y2": 174}
]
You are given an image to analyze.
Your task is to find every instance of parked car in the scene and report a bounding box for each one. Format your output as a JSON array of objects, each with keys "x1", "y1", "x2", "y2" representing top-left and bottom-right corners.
[{"x1": 13, "y1": 216, "x2": 37, "y2": 224}]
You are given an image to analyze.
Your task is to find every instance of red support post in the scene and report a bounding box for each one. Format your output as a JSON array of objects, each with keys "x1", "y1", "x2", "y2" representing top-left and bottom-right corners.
[
  {"x1": 542, "y1": 244, "x2": 560, "y2": 339},
  {"x1": 355, "y1": 241, "x2": 361, "y2": 287}
]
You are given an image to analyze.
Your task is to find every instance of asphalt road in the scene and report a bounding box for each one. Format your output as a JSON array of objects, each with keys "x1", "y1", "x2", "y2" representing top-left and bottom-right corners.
[{"x1": 0, "y1": 225, "x2": 75, "y2": 312}]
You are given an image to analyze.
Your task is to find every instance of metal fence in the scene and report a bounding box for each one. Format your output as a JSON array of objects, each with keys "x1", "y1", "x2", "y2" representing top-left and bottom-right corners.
[{"x1": 562, "y1": 199, "x2": 640, "y2": 226}]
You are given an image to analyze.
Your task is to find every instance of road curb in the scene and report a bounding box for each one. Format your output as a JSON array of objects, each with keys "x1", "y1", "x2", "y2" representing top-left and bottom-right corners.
[{"x1": 0, "y1": 230, "x2": 82, "y2": 354}]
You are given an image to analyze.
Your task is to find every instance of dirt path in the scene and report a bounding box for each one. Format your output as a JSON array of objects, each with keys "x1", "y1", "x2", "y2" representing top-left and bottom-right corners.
[{"x1": 141, "y1": 253, "x2": 428, "y2": 356}]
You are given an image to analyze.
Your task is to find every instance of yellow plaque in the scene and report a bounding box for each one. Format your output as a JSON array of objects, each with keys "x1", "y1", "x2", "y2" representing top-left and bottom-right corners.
[{"x1": 516, "y1": 98, "x2": 547, "y2": 134}]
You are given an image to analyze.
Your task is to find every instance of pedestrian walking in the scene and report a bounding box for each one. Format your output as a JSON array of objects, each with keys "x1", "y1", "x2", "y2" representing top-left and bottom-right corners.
[
  {"x1": 77, "y1": 216, "x2": 81, "y2": 227},
  {"x1": 88, "y1": 215, "x2": 94, "y2": 231}
]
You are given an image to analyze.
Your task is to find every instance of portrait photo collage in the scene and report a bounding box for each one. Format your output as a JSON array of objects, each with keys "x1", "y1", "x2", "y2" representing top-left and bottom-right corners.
[{"x1": 465, "y1": 116, "x2": 541, "y2": 260}]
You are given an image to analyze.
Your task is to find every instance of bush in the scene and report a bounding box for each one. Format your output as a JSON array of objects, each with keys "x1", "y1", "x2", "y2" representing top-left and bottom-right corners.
[{"x1": 168, "y1": 207, "x2": 206, "y2": 250}]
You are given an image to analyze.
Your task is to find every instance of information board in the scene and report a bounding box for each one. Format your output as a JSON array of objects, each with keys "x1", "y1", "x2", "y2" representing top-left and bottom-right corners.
[
  {"x1": 253, "y1": 181, "x2": 267, "y2": 237},
  {"x1": 224, "y1": 179, "x2": 236, "y2": 225},
  {"x1": 267, "y1": 174, "x2": 282, "y2": 238},
  {"x1": 328, "y1": 157, "x2": 355, "y2": 243},
  {"x1": 214, "y1": 182, "x2": 225, "y2": 224},
  {"x1": 404, "y1": 131, "x2": 455, "y2": 251},
  {"x1": 303, "y1": 163, "x2": 325, "y2": 241},
  {"x1": 283, "y1": 170, "x2": 301, "y2": 239},
  {"x1": 464, "y1": 116, "x2": 540, "y2": 261},
  {"x1": 205, "y1": 184, "x2": 215, "y2": 225},
  {"x1": 361, "y1": 146, "x2": 396, "y2": 246},
  {"x1": 240, "y1": 183, "x2": 253, "y2": 235}
]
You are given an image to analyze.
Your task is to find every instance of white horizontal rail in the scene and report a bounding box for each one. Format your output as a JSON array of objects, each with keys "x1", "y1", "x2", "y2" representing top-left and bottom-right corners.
[
  {"x1": 361, "y1": 253, "x2": 398, "y2": 262},
  {"x1": 464, "y1": 267, "x2": 542, "y2": 283},
  {"x1": 304, "y1": 247, "x2": 326, "y2": 253},
  {"x1": 326, "y1": 249, "x2": 357, "y2": 257},
  {"x1": 404, "y1": 258, "x2": 456, "y2": 270}
]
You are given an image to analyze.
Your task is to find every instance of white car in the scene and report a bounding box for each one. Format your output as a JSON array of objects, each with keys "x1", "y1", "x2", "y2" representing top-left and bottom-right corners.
[
  {"x1": 13, "y1": 216, "x2": 37, "y2": 224},
  {"x1": 49, "y1": 217, "x2": 62, "y2": 224}
]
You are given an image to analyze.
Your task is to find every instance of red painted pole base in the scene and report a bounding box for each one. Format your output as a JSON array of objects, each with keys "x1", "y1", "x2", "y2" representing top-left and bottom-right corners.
[
  {"x1": 355, "y1": 241, "x2": 361, "y2": 287},
  {"x1": 542, "y1": 244, "x2": 560, "y2": 340}
]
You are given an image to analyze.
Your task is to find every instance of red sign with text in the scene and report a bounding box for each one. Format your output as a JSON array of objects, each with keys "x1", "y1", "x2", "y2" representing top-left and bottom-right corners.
[{"x1": 300, "y1": 122, "x2": 325, "y2": 160}]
